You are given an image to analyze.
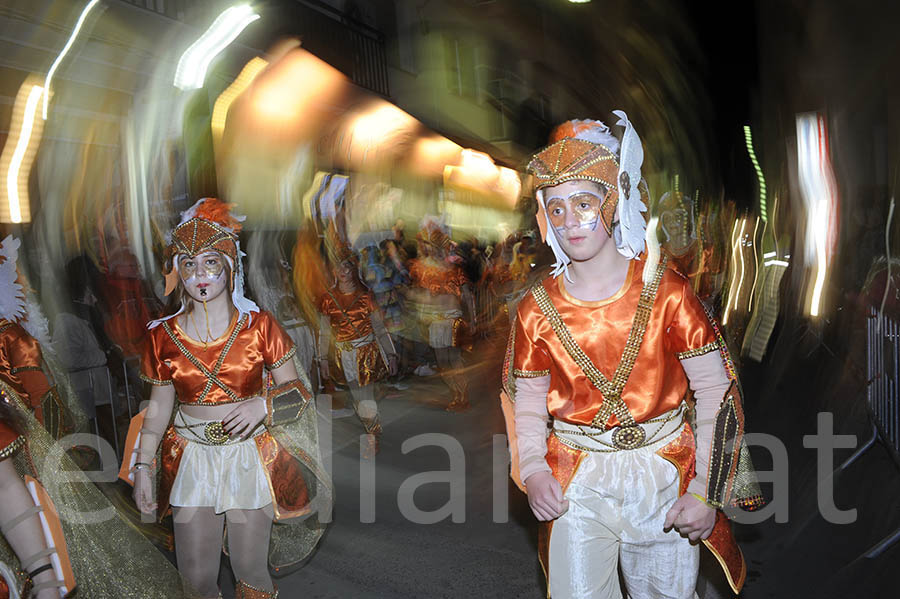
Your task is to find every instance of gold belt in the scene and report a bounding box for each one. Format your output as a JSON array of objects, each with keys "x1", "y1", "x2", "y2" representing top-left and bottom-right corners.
[
  {"x1": 552, "y1": 407, "x2": 684, "y2": 453},
  {"x1": 174, "y1": 417, "x2": 262, "y2": 446},
  {"x1": 335, "y1": 335, "x2": 375, "y2": 352}
]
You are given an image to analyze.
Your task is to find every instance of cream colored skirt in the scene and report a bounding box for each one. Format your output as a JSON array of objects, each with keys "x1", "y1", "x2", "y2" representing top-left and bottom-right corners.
[
  {"x1": 168, "y1": 411, "x2": 272, "y2": 513},
  {"x1": 427, "y1": 309, "x2": 462, "y2": 348}
]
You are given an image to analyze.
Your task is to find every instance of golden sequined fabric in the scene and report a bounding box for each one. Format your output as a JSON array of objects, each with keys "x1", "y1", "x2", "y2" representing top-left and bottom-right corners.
[
  {"x1": 164, "y1": 218, "x2": 238, "y2": 267},
  {"x1": 527, "y1": 138, "x2": 620, "y2": 192}
]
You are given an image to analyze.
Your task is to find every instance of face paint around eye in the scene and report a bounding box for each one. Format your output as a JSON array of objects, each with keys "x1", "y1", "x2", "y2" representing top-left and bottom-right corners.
[{"x1": 546, "y1": 191, "x2": 605, "y2": 231}]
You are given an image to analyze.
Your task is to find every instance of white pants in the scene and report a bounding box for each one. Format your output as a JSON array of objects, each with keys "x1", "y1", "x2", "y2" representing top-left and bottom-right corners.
[{"x1": 548, "y1": 424, "x2": 699, "y2": 599}]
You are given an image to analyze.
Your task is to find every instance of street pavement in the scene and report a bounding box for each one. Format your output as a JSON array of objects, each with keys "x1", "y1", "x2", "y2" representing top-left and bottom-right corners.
[{"x1": 230, "y1": 342, "x2": 547, "y2": 598}]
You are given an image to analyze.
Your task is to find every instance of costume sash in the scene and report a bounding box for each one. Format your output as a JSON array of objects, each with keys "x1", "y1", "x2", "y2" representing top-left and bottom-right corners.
[{"x1": 530, "y1": 256, "x2": 667, "y2": 433}]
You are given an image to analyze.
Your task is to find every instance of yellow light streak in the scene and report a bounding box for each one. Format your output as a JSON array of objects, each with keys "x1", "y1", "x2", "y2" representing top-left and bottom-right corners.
[
  {"x1": 43, "y1": 0, "x2": 101, "y2": 120},
  {"x1": 211, "y1": 57, "x2": 268, "y2": 154},
  {"x1": 1, "y1": 83, "x2": 44, "y2": 224},
  {"x1": 723, "y1": 219, "x2": 740, "y2": 326},
  {"x1": 747, "y1": 216, "x2": 760, "y2": 312},
  {"x1": 732, "y1": 218, "x2": 748, "y2": 313}
]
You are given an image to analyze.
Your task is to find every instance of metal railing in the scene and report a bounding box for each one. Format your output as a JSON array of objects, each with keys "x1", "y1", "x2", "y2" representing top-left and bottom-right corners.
[{"x1": 867, "y1": 308, "x2": 900, "y2": 459}]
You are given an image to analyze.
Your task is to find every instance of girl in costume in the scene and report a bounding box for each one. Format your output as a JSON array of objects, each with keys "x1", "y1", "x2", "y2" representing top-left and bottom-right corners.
[
  {"x1": 317, "y1": 245, "x2": 397, "y2": 457},
  {"x1": 133, "y1": 199, "x2": 330, "y2": 599},
  {"x1": 503, "y1": 116, "x2": 762, "y2": 598},
  {"x1": 407, "y1": 221, "x2": 475, "y2": 411}
]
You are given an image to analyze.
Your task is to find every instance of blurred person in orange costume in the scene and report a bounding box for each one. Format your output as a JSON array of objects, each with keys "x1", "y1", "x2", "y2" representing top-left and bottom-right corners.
[
  {"x1": 407, "y1": 220, "x2": 476, "y2": 411},
  {"x1": 503, "y1": 115, "x2": 761, "y2": 598},
  {"x1": 0, "y1": 236, "x2": 75, "y2": 438},
  {"x1": 132, "y1": 199, "x2": 329, "y2": 599},
  {"x1": 317, "y1": 243, "x2": 397, "y2": 457}
]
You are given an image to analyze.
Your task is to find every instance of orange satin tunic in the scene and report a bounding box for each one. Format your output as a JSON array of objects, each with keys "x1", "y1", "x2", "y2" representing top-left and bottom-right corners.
[
  {"x1": 0, "y1": 419, "x2": 23, "y2": 457},
  {"x1": 318, "y1": 289, "x2": 378, "y2": 341},
  {"x1": 513, "y1": 259, "x2": 717, "y2": 426},
  {"x1": 141, "y1": 310, "x2": 296, "y2": 405},
  {"x1": 0, "y1": 320, "x2": 50, "y2": 418},
  {"x1": 409, "y1": 259, "x2": 468, "y2": 296}
]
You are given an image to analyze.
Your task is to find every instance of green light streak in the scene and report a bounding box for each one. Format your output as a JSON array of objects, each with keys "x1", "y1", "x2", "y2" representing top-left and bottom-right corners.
[{"x1": 744, "y1": 125, "x2": 768, "y2": 222}]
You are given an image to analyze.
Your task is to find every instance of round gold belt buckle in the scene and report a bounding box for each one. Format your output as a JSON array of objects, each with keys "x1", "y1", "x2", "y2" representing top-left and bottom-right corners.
[
  {"x1": 611, "y1": 425, "x2": 646, "y2": 450},
  {"x1": 204, "y1": 421, "x2": 230, "y2": 445}
]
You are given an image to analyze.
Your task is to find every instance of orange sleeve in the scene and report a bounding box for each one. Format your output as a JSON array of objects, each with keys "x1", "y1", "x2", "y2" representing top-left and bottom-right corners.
[
  {"x1": 513, "y1": 299, "x2": 552, "y2": 377},
  {"x1": 260, "y1": 312, "x2": 296, "y2": 369},
  {"x1": 9, "y1": 333, "x2": 50, "y2": 410},
  {"x1": 140, "y1": 327, "x2": 173, "y2": 385},
  {"x1": 666, "y1": 276, "x2": 718, "y2": 358}
]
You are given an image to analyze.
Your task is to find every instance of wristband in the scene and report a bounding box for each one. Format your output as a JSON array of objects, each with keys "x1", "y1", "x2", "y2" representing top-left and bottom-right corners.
[{"x1": 690, "y1": 492, "x2": 712, "y2": 507}]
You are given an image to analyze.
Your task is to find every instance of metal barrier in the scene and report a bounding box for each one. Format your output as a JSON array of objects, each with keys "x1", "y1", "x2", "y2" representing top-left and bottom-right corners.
[{"x1": 866, "y1": 309, "x2": 900, "y2": 460}]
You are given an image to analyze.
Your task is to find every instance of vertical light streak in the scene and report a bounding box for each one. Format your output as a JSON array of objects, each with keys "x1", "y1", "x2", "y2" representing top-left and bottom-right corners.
[
  {"x1": 747, "y1": 216, "x2": 760, "y2": 312},
  {"x1": 211, "y1": 57, "x2": 268, "y2": 153},
  {"x1": 723, "y1": 219, "x2": 741, "y2": 326},
  {"x1": 743, "y1": 125, "x2": 768, "y2": 222},
  {"x1": 174, "y1": 5, "x2": 261, "y2": 90},
  {"x1": 732, "y1": 218, "x2": 748, "y2": 313},
  {"x1": 3, "y1": 85, "x2": 44, "y2": 223},
  {"x1": 796, "y1": 113, "x2": 838, "y2": 317},
  {"x1": 43, "y1": 0, "x2": 101, "y2": 120}
]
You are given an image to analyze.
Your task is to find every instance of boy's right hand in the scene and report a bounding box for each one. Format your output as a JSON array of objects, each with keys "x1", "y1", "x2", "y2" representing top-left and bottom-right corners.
[{"x1": 524, "y1": 471, "x2": 569, "y2": 521}]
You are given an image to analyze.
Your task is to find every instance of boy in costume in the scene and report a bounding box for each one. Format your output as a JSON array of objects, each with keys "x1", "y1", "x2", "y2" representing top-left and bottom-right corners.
[{"x1": 503, "y1": 115, "x2": 761, "y2": 598}]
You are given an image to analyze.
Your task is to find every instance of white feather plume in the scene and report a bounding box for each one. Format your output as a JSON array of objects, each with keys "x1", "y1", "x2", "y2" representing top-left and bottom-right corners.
[
  {"x1": 0, "y1": 235, "x2": 25, "y2": 323},
  {"x1": 612, "y1": 110, "x2": 647, "y2": 259},
  {"x1": 567, "y1": 119, "x2": 620, "y2": 155}
]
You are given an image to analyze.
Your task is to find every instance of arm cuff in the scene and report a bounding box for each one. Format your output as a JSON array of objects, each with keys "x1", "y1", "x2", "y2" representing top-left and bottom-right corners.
[{"x1": 265, "y1": 379, "x2": 313, "y2": 426}]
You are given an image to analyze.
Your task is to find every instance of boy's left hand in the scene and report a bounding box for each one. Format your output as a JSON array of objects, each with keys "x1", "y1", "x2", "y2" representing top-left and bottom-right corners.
[{"x1": 663, "y1": 494, "x2": 716, "y2": 542}]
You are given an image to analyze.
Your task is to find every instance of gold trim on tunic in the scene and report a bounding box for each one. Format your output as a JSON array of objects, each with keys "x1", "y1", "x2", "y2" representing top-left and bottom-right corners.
[
  {"x1": 513, "y1": 368, "x2": 551, "y2": 378},
  {"x1": 267, "y1": 345, "x2": 297, "y2": 370},
  {"x1": 676, "y1": 341, "x2": 720, "y2": 360},
  {"x1": 530, "y1": 257, "x2": 667, "y2": 431}
]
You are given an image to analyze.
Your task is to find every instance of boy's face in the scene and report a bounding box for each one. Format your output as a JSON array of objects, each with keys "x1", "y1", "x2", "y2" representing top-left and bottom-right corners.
[{"x1": 543, "y1": 180, "x2": 612, "y2": 263}]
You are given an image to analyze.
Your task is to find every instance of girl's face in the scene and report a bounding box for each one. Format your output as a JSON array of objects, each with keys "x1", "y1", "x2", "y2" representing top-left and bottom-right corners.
[
  {"x1": 336, "y1": 259, "x2": 357, "y2": 286},
  {"x1": 179, "y1": 251, "x2": 228, "y2": 302}
]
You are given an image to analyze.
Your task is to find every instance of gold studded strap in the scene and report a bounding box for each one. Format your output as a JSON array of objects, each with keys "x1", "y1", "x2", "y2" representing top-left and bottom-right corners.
[
  {"x1": 162, "y1": 315, "x2": 247, "y2": 402},
  {"x1": 531, "y1": 257, "x2": 667, "y2": 430}
]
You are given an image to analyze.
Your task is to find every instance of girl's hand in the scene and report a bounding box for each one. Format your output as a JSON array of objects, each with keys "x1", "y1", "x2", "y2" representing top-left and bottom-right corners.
[
  {"x1": 222, "y1": 397, "x2": 267, "y2": 438},
  {"x1": 133, "y1": 469, "x2": 157, "y2": 515}
]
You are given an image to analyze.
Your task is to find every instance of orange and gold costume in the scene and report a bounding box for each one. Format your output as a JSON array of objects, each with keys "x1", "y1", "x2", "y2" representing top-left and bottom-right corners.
[
  {"x1": 510, "y1": 259, "x2": 749, "y2": 595},
  {"x1": 513, "y1": 260, "x2": 716, "y2": 425},
  {"x1": 318, "y1": 289, "x2": 388, "y2": 387},
  {"x1": 408, "y1": 259, "x2": 468, "y2": 297},
  {"x1": 141, "y1": 311, "x2": 312, "y2": 520},
  {"x1": 0, "y1": 419, "x2": 24, "y2": 461},
  {"x1": 0, "y1": 319, "x2": 51, "y2": 424},
  {"x1": 408, "y1": 259, "x2": 470, "y2": 348}
]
